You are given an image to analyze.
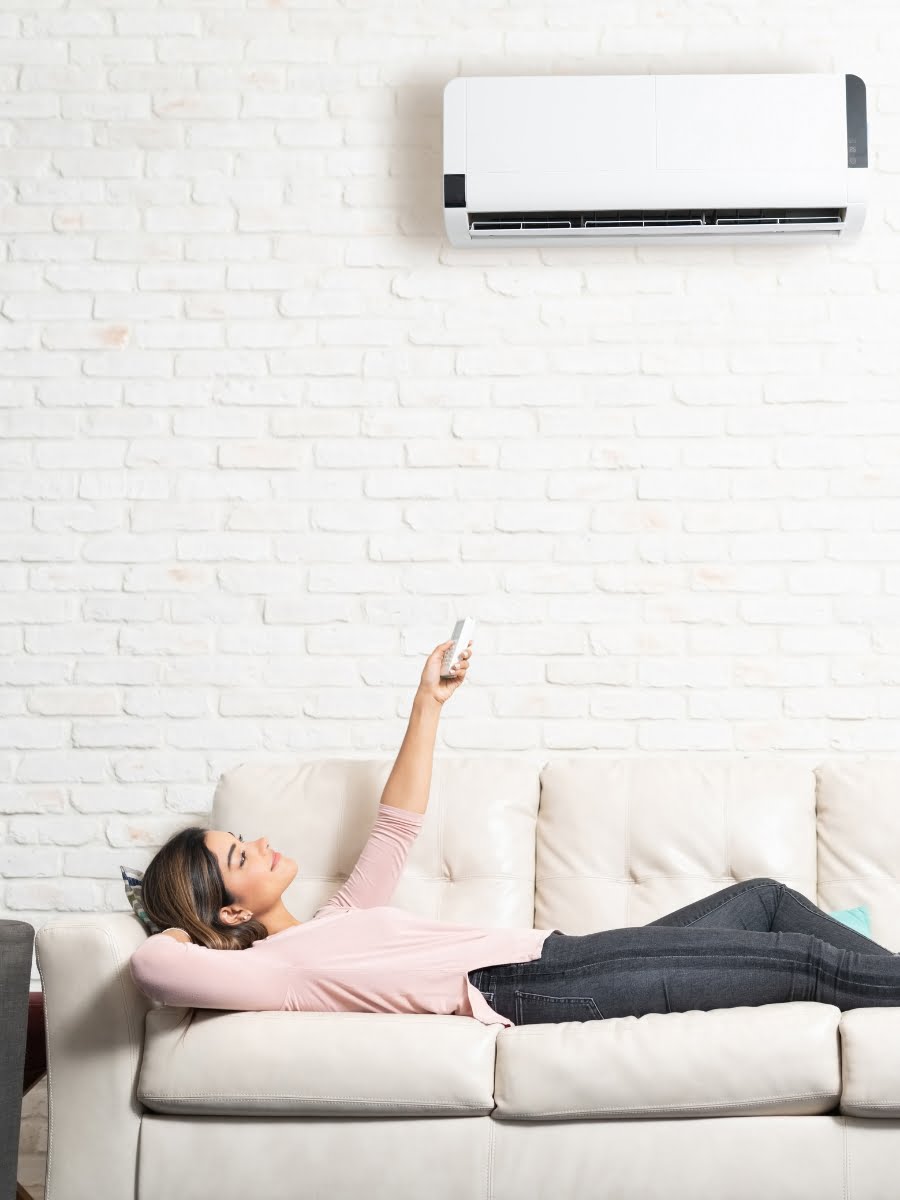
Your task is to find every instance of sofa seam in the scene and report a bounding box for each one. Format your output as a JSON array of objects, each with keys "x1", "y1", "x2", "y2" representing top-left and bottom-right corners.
[
  {"x1": 490, "y1": 1088, "x2": 840, "y2": 1118},
  {"x1": 841, "y1": 1112, "x2": 850, "y2": 1200},
  {"x1": 485, "y1": 1102, "x2": 496, "y2": 1200}
]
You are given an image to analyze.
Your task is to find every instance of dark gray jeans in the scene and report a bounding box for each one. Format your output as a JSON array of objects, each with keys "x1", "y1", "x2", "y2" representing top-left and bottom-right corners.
[{"x1": 467, "y1": 877, "x2": 899, "y2": 1025}]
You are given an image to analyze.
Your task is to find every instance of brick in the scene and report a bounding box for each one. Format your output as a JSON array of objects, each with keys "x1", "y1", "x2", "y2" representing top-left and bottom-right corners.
[
  {"x1": 5, "y1": 880, "x2": 105, "y2": 910},
  {"x1": 8, "y1": 816, "x2": 101, "y2": 845}
]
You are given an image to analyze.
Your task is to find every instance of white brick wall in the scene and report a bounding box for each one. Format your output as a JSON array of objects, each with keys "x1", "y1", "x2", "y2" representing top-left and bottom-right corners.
[{"x1": 5, "y1": 1, "x2": 900, "y2": 1191}]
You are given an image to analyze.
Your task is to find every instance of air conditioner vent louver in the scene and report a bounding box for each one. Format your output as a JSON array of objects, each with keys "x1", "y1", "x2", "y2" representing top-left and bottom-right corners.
[{"x1": 469, "y1": 208, "x2": 844, "y2": 232}]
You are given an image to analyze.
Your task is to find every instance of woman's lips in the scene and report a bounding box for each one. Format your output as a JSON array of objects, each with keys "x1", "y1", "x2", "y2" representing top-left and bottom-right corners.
[{"x1": 271, "y1": 850, "x2": 281, "y2": 870}]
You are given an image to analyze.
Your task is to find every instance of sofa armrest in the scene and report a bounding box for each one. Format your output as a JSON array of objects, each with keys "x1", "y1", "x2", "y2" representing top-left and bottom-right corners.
[{"x1": 35, "y1": 914, "x2": 154, "y2": 1200}]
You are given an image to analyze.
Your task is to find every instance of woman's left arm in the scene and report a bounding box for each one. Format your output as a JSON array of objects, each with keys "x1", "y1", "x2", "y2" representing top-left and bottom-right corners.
[{"x1": 130, "y1": 934, "x2": 289, "y2": 1010}]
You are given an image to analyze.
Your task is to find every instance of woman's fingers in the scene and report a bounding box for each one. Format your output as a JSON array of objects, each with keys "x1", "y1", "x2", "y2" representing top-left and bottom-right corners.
[{"x1": 449, "y1": 641, "x2": 473, "y2": 671}]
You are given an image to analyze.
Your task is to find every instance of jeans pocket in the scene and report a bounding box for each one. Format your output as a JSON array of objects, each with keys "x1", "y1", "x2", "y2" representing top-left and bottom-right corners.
[{"x1": 514, "y1": 990, "x2": 604, "y2": 1025}]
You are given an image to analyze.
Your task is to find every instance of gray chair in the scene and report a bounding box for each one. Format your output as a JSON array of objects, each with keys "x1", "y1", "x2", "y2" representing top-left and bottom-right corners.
[{"x1": 1, "y1": 921, "x2": 34, "y2": 1200}]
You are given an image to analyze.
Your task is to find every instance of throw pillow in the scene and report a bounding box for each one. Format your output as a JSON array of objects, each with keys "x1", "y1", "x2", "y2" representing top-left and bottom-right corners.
[
  {"x1": 120, "y1": 865, "x2": 162, "y2": 935},
  {"x1": 829, "y1": 904, "x2": 872, "y2": 938}
]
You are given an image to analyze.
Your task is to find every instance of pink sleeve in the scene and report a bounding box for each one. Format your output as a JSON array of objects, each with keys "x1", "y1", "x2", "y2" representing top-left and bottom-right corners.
[
  {"x1": 130, "y1": 935, "x2": 291, "y2": 1010},
  {"x1": 314, "y1": 802, "x2": 423, "y2": 916}
]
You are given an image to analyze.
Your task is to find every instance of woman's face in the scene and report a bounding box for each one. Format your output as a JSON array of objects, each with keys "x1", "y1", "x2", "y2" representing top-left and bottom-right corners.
[{"x1": 203, "y1": 830, "x2": 297, "y2": 925}]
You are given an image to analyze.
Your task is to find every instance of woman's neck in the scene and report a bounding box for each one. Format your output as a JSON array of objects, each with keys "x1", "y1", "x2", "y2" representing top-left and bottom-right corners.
[{"x1": 260, "y1": 903, "x2": 303, "y2": 936}]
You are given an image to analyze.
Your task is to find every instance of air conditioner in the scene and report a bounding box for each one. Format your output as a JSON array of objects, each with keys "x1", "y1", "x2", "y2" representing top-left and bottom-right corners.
[{"x1": 443, "y1": 73, "x2": 867, "y2": 246}]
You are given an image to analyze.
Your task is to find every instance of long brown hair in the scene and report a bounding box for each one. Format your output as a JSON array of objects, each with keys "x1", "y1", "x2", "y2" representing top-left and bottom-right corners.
[{"x1": 141, "y1": 826, "x2": 270, "y2": 951}]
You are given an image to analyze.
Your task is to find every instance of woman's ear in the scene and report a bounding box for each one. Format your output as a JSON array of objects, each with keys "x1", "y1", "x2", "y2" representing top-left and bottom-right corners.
[{"x1": 219, "y1": 905, "x2": 253, "y2": 926}]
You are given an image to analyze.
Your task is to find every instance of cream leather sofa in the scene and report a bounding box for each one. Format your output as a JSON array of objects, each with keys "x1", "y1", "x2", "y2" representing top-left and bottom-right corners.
[{"x1": 35, "y1": 755, "x2": 900, "y2": 1200}]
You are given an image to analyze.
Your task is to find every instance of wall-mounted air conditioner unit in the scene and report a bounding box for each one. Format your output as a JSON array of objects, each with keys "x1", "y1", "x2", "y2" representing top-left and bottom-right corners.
[{"x1": 443, "y1": 74, "x2": 867, "y2": 246}]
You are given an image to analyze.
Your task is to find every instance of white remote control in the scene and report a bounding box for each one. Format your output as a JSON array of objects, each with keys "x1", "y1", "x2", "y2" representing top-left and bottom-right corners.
[{"x1": 440, "y1": 617, "x2": 476, "y2": 678}]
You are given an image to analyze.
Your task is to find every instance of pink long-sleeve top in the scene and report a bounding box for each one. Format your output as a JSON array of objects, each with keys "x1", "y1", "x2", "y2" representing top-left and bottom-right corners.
[{"x1": 129, "y1": 802, "x2": 557, "y2": 1029}]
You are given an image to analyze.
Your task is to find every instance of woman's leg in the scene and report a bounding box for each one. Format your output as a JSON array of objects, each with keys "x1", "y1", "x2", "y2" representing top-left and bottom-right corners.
[
  {"x1": 474, "y1": 878, "x2": 900, "y2": 1025},
  {"x1": 644, "y1": 876, "x2": 895, "y2": 956},
  {"x1": 482, "y1": 921, "x2": 900, "y2": 1024}
]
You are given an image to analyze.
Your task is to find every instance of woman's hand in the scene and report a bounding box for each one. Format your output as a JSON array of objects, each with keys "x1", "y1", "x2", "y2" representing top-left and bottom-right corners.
[{"x1": 417, "y1": 639, "x2": 473, "y2": 706}]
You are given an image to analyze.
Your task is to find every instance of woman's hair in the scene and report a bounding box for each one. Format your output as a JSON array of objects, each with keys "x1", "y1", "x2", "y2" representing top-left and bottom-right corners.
[{"x1": 141, "y1": 826, "x2": 270, "y2": 951}]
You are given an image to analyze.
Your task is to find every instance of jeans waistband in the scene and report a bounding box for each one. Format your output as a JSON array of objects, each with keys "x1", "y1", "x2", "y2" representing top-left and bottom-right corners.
[{"x1": 468, "y1": 931, "x2": 564, "y2": 994}]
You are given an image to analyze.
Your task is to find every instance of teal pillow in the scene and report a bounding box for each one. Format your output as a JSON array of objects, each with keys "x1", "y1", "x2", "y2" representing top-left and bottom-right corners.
[{"x1": 829, "y1": 904, "x2": 871, "y2": 937}]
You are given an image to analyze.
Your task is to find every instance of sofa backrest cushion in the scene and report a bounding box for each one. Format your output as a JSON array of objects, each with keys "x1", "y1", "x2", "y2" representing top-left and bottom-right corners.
[{"x1": 534, "y1": 757, "x2": 818, "y2": 933}]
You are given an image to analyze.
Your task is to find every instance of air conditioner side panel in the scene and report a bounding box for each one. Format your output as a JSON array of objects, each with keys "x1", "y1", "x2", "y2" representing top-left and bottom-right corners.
[
  {"x1": 443, "y1": 78, "x2": 469, "y2": 247},
  {"x1": 443, "y1": 77, "x2": 466, "y2": 176}
]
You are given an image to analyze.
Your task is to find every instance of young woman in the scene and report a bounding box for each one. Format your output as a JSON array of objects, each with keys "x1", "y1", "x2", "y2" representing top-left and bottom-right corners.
[{"x1": 130, "y1": 640, "x2": 900, "y2": 1028}]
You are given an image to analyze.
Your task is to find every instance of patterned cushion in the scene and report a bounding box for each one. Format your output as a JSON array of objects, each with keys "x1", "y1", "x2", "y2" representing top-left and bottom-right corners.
[{"x1": 120, "y1": 865, "x2": 162, "y2": 936}]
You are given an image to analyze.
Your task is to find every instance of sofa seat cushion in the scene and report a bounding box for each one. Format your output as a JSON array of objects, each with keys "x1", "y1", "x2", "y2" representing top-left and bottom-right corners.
[
  {"x1": 492, "y1": 1001, "x2": 842, "y2": 1120},
  {"x1": 839, "y1": 1007, "x2": 900, "y2": 1118},
  {"x1": 137, "y1": 1007, "x2": 499, "y2": 1117}
]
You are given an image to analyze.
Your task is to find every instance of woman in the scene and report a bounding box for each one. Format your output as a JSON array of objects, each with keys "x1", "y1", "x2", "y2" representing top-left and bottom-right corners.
[{"x1": 131, "y1": 640, "x2": 900, "y2": 1028}]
